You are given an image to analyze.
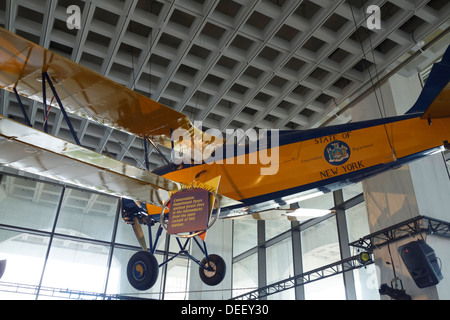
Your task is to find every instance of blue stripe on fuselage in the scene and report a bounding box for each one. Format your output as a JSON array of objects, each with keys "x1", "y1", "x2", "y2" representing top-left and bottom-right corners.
[
  {"x1": 152, "y1": 113, "x2": 421, "y2": 177},
  {"x1": 148, "y1": 147, "x2": 440, "y2": 220}
]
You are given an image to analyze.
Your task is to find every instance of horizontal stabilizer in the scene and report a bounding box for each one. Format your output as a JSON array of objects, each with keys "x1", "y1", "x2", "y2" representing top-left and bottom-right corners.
[
  {"x1": 406, "y1": 45, "x2": 450, "y2": 118},
  {"x1": 222, "y1": 208, "x2": 335, "y2": 222}
]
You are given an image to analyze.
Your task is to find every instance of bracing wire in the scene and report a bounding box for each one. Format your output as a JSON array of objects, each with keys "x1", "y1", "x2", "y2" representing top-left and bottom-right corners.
[
  {"x1": 49, "y1": 17, "x2": 163, "y2": 172},
  {"x1": 386, "y1": 242, "x2": 397, "y2": 280},
  {"x1": 349, "y1": 1, "x2": 387, "y2": 118},
  {"x1": 115, "y1": 285, "x2": 259, "y2": 299},
  {"x1": 55, "y1": 81, "x2": 149, "y2": 170},
  {"x1": 349, "y1": 1, "x2": 397, "y2": 161}
]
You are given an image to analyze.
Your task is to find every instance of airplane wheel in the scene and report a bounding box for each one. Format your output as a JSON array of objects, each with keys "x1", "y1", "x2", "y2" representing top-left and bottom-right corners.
[
  {"x1": 127, "y1": 251, "x2": 159, "y2": 291},
  {"x1": 199, "y1": 254, "x2": 226, "y2": 286}
]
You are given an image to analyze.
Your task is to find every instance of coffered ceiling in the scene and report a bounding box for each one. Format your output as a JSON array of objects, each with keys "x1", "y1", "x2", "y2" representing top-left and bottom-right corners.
[{"x1": 0, "y1": 0, "x2": 449, "y2": 170}]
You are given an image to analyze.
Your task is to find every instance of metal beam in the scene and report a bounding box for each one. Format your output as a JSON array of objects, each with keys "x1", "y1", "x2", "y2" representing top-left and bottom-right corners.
[
  {"x1": 101, "y1": 0, "x2": 139, "y2": 76},
  {"x1": 40, "y1": 0, "x2": 57, "y2": 48},
  {"x1": 127, "y1": 1, "x2": 177, "y2": 90},
  {"x1": 152, "y1": 0, "x2": 219, "y2": 102},
  {"x1": 257, "y1": 220, "x2": 267, "y2": 300},
  {"x1": 349, "y1": 215, "x2": 450, "y2": 251},
  {"x1": 0, "y1": 281, "x2": 148, "y2": 300},
  {"x1": 179, "y1": 0, "x2": 264, "y2": 118},
  {"x1": 334, "y1": 189, "x2": 357, "y2": 300},
  {"x1": 4, "y1": 0, "x2": 16, "y2": 31},
  {"x1": 231, "y1": 253, "x2": 372, "y2": 300},
  {"x1": 221, "y1": 0, "x2": 349, "y2": 131},
  {"x1": 71, "y1": 0, "x2": 96, "y2": 63},
  {"x1": 116, "y1": 134, "x2": 136, "y2": 161},
  {"x1": 291, "y1": 219, "x2": 305, "y2": 300}
]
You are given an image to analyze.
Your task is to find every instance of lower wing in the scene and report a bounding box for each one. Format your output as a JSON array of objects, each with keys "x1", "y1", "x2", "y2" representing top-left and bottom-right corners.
[{"x1": 0, "y1": 116, "x2": 239, "y2": 208}]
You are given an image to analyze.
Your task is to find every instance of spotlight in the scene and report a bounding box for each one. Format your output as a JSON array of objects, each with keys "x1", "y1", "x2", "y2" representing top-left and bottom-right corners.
[
  {"x1": 379, "y1": 279, "x2": 411, "y2": 300},
  {"x1": 444, "y1": 140, "x2": 450, "y2": 151},
  {"x1": 357, "y1": 251, "x2": 372, "y2": 265}
]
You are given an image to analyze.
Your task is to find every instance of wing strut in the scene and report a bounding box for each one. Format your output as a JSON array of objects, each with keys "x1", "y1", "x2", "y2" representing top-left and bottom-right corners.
[
  {"x1": 145, "y1": 136, "x2": 172, "y2": 167},
  {"x1": 143, "y1": 137, "x2": 151, "y2": 171},
  {"x1": 12, "y1": 87, "x2": 32, "y2": 128},
  {"x1": 42, "y1": 72, "x2": 81, "y2": 146}
]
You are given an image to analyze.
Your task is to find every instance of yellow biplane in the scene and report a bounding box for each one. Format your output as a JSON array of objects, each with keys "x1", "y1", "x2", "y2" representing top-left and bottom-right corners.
[{"x1": 0, "y1": 27, "x2": 449, "y2": 290}]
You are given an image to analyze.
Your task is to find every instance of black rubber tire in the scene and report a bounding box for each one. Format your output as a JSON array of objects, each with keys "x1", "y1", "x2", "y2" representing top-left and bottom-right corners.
[
  {"x1": 199, "y1": 254, "x2": 226, "y2": 286},
  {"x1": 127, "y1": 251, "x2": 159, "y2": 291}
]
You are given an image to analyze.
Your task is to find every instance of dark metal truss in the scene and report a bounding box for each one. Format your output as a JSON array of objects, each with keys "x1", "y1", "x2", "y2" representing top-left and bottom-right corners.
[
  {"x1": 231, "y1": 254, "x2": 373, "y2": 301},
  {"x1": 0, "y1": 281, "x2": 146, "y2": 300},
  {"x1": 231, "y1": 215, "x2": 450, "y2": 301},
  {"x1": 349, "y1": 215, "x2": 450, "y2": 251}
]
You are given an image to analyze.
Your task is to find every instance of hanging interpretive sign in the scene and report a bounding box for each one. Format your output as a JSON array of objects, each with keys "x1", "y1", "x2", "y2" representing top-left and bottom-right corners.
[{"x1": 167, "y1": 188, "x2": 210, "y2": 234}]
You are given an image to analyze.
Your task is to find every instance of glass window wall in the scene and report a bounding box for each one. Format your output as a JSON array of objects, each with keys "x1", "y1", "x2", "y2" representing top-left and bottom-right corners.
[
  {"x1": 0, "y1": 175, "x2": 62, "y2": 231},
  {"x1": 232, "y1": 220, "x2": 257, "y2": 256},
  {"x1": 266, "y1": 237, "x2": 293, "y2": 283},
  {"x1": 39, "y1": 237, "x2": 111, "y2": 294},
  {"x1": 232, "y1": 253, "x2": 258, "y2": 298},
  {"x1": 343, "y1": 182, "x2": 363, "y2": 201},
  {"x1": 304, "y1": 275, "x2": 346, "y2": 300},
  {"x1": 353, "y1": 263, "x2": 380, "y2": 300},
  {"x1": 0, "y1": 168, "x2": 376, "y2": 300},
  {"x1": 265, "y1": 219, "x2": 291, "y2": 240},
  {"x1": 0, "y1": 170, "x2": 183, "y2": 300},
  {"x1": 55, "y1": 188, "x2": 118, "y2": 242},
  {"x1": 266, "y1": 238, "x2": 294, "y2": 300},
  {"x1": 105, "y1": 247, "x2": 164, "y2": 299},
  {"x1": 231, "y1": 182, "x2": 375, "y2": 300},
  {"x1": 0, "y1": 229, "x2": 49, "y2": 288},
  {"x1": 301, "y1": 217, "x2": 340, "y2": 272},
  {"x1": 164, "y1": 257, "x2": 190, "y2": 300},
  {"x1": 345, "y1": 201, "x2": 370, "y2": 244}
]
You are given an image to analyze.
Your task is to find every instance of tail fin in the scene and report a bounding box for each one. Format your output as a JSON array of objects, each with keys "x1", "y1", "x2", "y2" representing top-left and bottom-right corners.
[{"x1": 405, "y1": 45, "x2": 450, "y2": 119}]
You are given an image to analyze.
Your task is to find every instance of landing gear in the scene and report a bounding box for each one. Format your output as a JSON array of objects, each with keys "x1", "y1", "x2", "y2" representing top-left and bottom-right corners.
[
  {"x1": 199, "y1": 254, "x2": 226, "y2": 286},
  {"x1": 126, "y1": 249, "x2": 226, "y2": 290},
  {"x1": 121, "y1": 186, "x2": 226, "y2": 291},
  {"x1": 127, "y1": 251, "x2": 159, "y2": 291}
]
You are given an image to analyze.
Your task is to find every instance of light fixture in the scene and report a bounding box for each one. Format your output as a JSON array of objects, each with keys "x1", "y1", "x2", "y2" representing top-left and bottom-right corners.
[
  {"x1": 379, "y1": 279, "x2": 411, "y2": 300},
  {"x1": 357, "y1": 251, "x2": 372, "y2": 265}
]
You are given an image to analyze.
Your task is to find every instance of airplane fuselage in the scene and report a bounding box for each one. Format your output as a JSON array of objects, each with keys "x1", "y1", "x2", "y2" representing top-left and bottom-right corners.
[{"x1": 153, "y1": 114, "x2": 450, "y2": 216}]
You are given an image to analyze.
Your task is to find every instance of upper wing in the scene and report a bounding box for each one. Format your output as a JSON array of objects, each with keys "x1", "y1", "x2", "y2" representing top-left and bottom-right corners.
[{"x1": 0, "y1": 27, "x2": 222, "y2": 159}]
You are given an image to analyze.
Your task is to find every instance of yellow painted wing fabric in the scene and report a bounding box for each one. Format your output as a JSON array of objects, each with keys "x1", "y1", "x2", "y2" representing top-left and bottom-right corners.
[{"x1": 0, "y1": 27, "x2": 222, "y2": 155}]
